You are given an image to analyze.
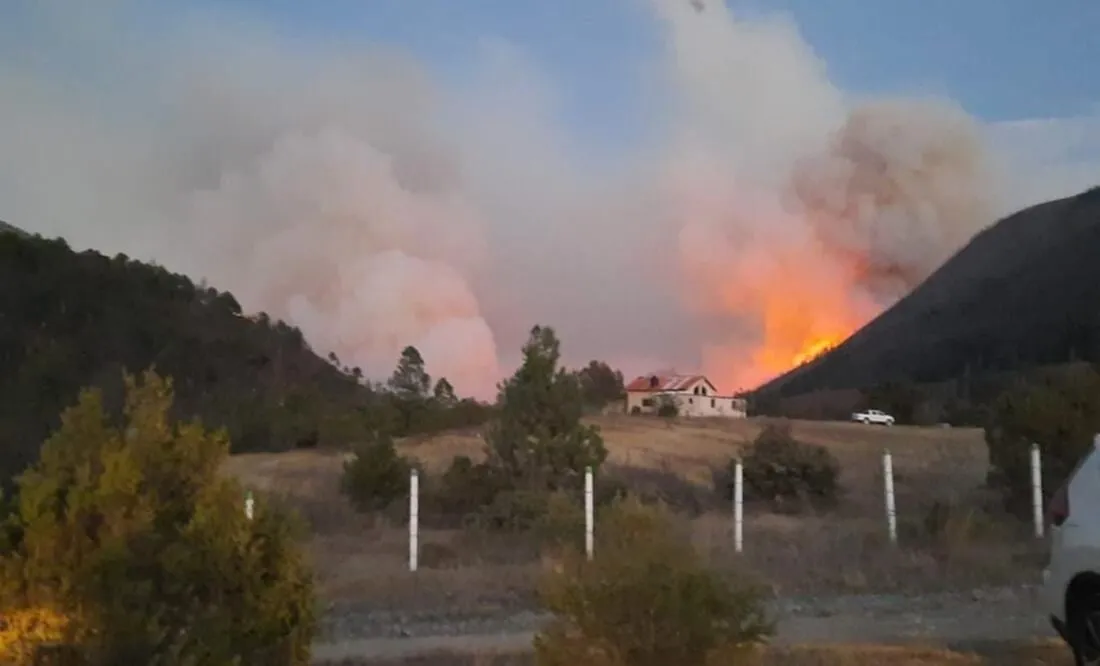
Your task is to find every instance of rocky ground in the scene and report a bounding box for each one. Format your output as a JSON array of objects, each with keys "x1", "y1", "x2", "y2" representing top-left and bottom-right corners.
[{"x1": 312, "y1": 584, "x2": 1056, "y2": 663}]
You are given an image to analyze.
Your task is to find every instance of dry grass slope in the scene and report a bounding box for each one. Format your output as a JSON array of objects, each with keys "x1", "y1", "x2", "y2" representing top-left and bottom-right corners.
[{"x1": 224, "y1": 415, "x2": 1040, "y2": 611}]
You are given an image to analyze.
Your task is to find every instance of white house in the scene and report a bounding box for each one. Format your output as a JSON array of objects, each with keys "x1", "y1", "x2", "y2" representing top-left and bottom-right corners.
[{"x1": 624, "y1": 373, "x2": 747, "y2": 418}]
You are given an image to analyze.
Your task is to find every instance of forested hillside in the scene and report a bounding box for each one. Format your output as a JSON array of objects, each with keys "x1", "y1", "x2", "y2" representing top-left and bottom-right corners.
[{"x1": 0, "y1": 229, "x2": 487, "y2": 487}]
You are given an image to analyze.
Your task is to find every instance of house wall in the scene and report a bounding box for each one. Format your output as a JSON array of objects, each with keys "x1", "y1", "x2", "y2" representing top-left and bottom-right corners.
[
  {"x1": 626, "y1": 386, "x2": 747, "y2": 418},
  {"x1": 626, "y1": 391, "x2": 659, "y2": 414},
  {"x1": 672, "y1": 393, "x2": 747, "y2": 418}
]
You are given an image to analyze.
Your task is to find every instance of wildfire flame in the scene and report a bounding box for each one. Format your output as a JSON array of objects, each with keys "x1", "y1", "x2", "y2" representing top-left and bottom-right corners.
[{"x1": 790, "y1": 335, "x2": 841, "y2": 367}]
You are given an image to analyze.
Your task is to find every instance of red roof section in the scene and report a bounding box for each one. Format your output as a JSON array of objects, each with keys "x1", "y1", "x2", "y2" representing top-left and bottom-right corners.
[{"x1": 625, "y1": 374, "x2": 711, "y2": 393}]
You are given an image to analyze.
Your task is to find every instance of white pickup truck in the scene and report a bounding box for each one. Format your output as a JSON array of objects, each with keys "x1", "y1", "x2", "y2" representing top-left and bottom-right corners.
[{"x1": 851, "y1": 409, "x2": 895, "y2": 426}]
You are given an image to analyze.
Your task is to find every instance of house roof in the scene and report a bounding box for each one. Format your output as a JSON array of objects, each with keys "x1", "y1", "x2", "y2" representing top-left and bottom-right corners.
[{"x1": 625, "y1": 373, "x2": 712, "y2": 393}]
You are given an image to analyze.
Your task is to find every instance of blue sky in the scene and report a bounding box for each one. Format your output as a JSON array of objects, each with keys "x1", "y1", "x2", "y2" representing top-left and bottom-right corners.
[{"x1": 196, "y1": 0, "x2": 1100, "y2": 143}]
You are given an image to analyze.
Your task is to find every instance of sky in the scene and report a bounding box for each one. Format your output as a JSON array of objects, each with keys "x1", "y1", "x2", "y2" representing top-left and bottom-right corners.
[{"x1": 0, "y1": 0, "x2": 1097, "y2": 398}]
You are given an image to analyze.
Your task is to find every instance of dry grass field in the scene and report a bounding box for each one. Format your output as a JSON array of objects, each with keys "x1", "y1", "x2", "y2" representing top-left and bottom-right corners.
[{"x1": 223, "y1": 415, "x2": 1043, "y2": 612}]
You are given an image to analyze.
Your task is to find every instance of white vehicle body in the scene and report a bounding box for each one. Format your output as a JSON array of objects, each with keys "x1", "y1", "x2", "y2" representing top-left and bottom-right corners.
[
  {"x1": 850, "y1": 409, "x2": 895, "y2": 426},
  {"x1": 1042, "y1": 435, "x2": 1100, "y2": 664}
]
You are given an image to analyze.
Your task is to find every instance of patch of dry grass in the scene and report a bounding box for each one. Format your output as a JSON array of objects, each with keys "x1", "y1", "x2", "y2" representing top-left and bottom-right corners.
[
  {"x1": 322, "y1": 640, "x2": 1073, "y2": 665},
  {"x1": 223, "y1": 416, "x2": 1042, "y2": 608}
]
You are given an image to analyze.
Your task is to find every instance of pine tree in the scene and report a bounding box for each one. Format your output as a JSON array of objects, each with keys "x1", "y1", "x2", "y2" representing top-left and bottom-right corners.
[{"x1": 485, "y1": 325, "x2": 607, "y2": 490}]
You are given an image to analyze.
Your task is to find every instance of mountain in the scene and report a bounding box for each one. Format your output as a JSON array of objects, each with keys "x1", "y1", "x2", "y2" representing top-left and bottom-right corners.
[
  {"x1": 756, "y1": 186, "x2": 1100, "y2": 399},
  {"x1": 0, "y1": 229, "x2": 387, "y2": 488}
]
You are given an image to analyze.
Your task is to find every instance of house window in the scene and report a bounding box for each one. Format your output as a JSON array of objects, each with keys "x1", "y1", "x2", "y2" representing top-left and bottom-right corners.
[
  {"x1": 693, "y1": 386, "x2": 700, "y2": 395},
  {"x1": 688, "y1": 398, "x2": 693, "y2": 404},
  {"x1": 701, "y1": 386, "x2": 708, "y2": 396},
  {"x1": 710, "y1": 399, "x2": 716, "y2": 408},
  {"x1": 731, "y1": 400, "x2": 739, "y2": 409},
  {"x1": 642, "y1": 398, "x2": 654, "y2": 407}
]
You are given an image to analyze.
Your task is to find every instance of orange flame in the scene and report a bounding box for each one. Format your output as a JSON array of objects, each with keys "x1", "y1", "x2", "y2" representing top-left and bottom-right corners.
[
  {"x1": 790, "y1": 335, "x2": 841, "y2": 367},
  {"x1": 687, "y1": 233, "x2": 871, "y2": 392}
]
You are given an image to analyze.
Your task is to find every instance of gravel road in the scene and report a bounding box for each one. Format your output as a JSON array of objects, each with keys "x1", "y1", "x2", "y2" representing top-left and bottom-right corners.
[{"x1": 313, "y1": 585, "x2": 1056, "y2": 662}]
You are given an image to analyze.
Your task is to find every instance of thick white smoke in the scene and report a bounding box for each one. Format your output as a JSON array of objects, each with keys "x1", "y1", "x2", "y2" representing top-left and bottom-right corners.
[{"x1": 0, "y1": 0, "x2": 1092, "y2": 397}]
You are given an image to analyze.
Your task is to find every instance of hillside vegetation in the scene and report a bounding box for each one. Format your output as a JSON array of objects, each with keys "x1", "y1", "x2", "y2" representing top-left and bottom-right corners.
[
  {"x1": 0, "y1": 229, "x2": 489, "y2": 489},
  {"x1": 757, "y1": 186, "x2": 1100, "y2": 399}
]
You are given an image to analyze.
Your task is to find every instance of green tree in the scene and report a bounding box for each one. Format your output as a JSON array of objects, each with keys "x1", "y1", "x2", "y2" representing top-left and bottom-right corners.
[
  {"x1": 340, "y1": 431, "x2": 412, "y2": 513},
  {"x1": 576, "y1": 361, "x2": 625, "y2": 410},
  {"x1": 737, "y1": 421, "x2": 840, "y2": 511},
  {"x1": 388, "y1": 346, "x2": 431, "y2": 399},
  {"x1": 986, "y1": 365, "x2": 1100, "y2": 515},
  {"x1": 0, "y1": 369, "x2": 315, "y2": 665},
  {"x1": 433, "y1": 377, "x2": 458, "y2": 407},
  {"x1": 485, "y1": 325, "x2": 607, "y2": 491}
]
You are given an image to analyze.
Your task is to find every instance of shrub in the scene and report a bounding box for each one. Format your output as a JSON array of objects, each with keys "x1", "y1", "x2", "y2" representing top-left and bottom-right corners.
[
  {"x1": 605, "y1": 464, "x2": 708, "y2": 515},
  {"x1": 0, "y1": 370, "x2": 316, "y2": 665},
  {"x1": 656, "y1": 401, "x2": 678, "y2": 418},
  {"x1": 738, "y1": 421, "x2": 840, "y2": 511},
  {"x1": 427, "y1": 455, "x2": 508, "y2": 522},
  {"x1": 534, "y1": 497, "x2": 773, "y2": 666},
  {"x1": 0, "y1": 607, "x2": 69, "y2": 664},
  {"x1": 341, "y1": 432, "x2": 412, "y2": 513},
  {"x1": 985, "y1": 366, "x2": 1100, "y2": 516}
]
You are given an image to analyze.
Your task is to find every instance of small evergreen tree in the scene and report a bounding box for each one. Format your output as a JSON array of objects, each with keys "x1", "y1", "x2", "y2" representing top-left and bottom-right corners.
[
  {"x1": 986, "y1": 365, "x2": 1100, "y2": 515},
  {"x1": 485, "y1": 325, "x2": 607, "y2": 492},
  {"x1": 388, "y1": 346, "x2": 431, "y2": 399},
  {"x1": 433, "y1": 377, "x2": 458, "y2": 407},
  {"x1": 576, "y1": 361, "x2": 625, "y2": 410},
  {"x1": 0, "y1": 369, "x2": 315, "y2": 665},
  {"x1": 340, "y1": 431, "x2": 412, "y2": 513}
]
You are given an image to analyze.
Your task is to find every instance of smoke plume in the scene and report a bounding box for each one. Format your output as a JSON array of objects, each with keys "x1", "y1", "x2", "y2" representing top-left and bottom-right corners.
[{"x1": 0, "y1": 0, "x2": 1087, "y2": 397}]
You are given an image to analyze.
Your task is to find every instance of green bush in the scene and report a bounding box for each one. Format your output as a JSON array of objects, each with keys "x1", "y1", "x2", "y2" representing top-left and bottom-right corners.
[
  {"x1": 340, "y1": 432, "x2": 412, "y2": 513},
  {"x1": 534, "y1": 497, "x2": 773, "y2": 666},
  {"x1": 985, "y1": 365, "x2": 1100, "y2": 516},
  {"x1": 427, "y1": 455, "x2": 508, "y2": 522},
  {"x1": 738, "y1": 421, "x2": 840, "y2": 511},
  {"x1": 0, "y1": 370, "x2": 315, "y2": 665},
  {"x1": 656, "y1": 401, "x2": 678, "y2": 418}
]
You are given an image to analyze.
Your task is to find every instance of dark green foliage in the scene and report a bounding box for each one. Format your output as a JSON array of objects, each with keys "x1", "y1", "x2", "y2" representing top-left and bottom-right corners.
[
  {"x1": 388, "y1": 346, "x2": 432, "y2": 399},
  {"x1": 985, "y1": 364, "x2": 1100, "y2": 516},
  {"x1": 656, "y1": 400, "x2": 679, "y2": 418},
  {"x1": 422, "y1": 327, "x2": 609, "y2": 536},
  {"x1": 0, "y1": 370, "x2": 315, "y2": 665},
  {"x1": 340, "y1": 432, "x2": 412, "y2": 513},
  {"x1": 575, "y1": 361, "x2": 625, "y2": 410},
  {"x1": 738, "y1": 421, "x2": 840, "y2": 511},
  {"x1": 860, "y1": 380, "x2": 928, "y2": 425},
  {"x1": 0, "y1": 232, "x2": 491, "y2": 490},
  {"x1": 534, "y1": 497, "x2": 773, "y2": 666},
  {"x1": 484, "y1": 325, "x2": 608, "y2": 492}
]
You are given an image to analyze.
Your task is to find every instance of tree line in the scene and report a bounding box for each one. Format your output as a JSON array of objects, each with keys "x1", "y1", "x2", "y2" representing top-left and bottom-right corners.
[{"x1": 0, "y1": 229, "x2": 626, "y2": 492}]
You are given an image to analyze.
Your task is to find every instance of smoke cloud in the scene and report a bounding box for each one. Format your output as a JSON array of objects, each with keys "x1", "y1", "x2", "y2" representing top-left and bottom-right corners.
[{"x1": 0, "y1": 0, "x2": 1090, "y2": 397}]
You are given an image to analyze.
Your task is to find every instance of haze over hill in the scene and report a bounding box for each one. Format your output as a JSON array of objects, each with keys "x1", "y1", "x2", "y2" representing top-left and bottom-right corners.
[
  {"x1": 757, "y1": 186, "x2": 1100, "y2": 398},
  {"x1": 1, "y1": 0, "x2": 1097, "y2": 397}
]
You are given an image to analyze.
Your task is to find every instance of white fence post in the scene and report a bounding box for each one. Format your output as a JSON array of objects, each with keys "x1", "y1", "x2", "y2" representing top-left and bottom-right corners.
[
  {"x1": 409, "y1": 469, "x2": 420, "y2": 572},
  {"x1": 244, "y1": 490, "x2": 254, "y2": 521},
  {"x1": 733, "y1": 459, "x2": 744, "y2": 554},
  {"x1": 1031, "y1": 443, "x2": 1044, "y2": 539},
  {"x1": 585, "y1": 466, "x2": 594, "y2": 561},
  {"x1": 883, "y1": 450, "x2": 897, "y2": 545}
]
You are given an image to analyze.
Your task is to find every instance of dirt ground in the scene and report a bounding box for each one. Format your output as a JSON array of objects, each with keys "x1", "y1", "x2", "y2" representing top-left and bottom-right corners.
[
  {"x1": 223, "y1": 416, "x2": 1055, "y2": 663},
  {"x1": 329, "y1": 640, "x2": 1075, "y2": 666}
]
